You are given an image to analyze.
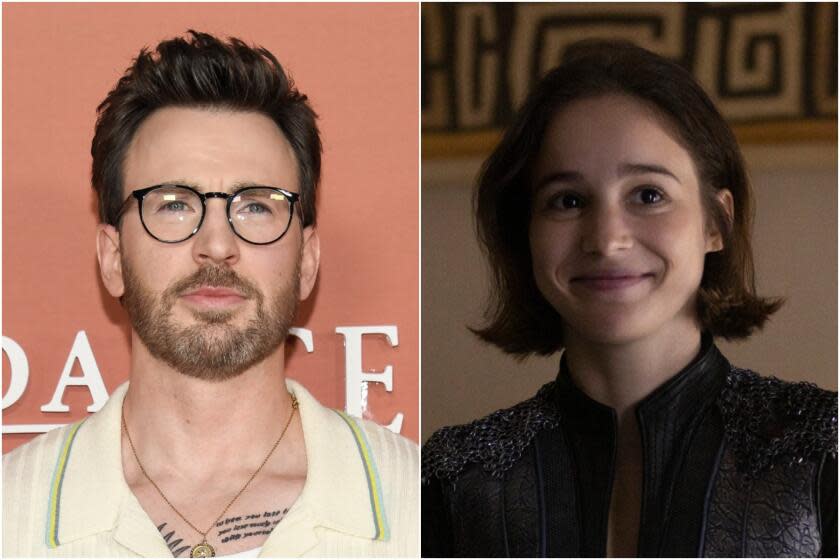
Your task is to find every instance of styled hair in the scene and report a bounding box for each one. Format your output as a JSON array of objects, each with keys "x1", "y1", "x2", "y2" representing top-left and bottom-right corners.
[
  {"x1": 91, "y1": 30, "x2": 321, "y2": 227},
  {"x1": 473, "y1": 39, "x2": 782, "y2": 357}
]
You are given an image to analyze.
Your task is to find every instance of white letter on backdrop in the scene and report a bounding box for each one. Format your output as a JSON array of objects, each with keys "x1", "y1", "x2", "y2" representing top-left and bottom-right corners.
[
  {"x1": 41, "y1": 331, "x2": 109, "y2": 413},
  {"x1": 336, "y1": 326, "x2": 404, "y2": 434},
  {"x1": 2, "y1": 336, "x2": 29, "y2": 410},
  {"x1": 288, "y1": 328, "x2": 314, "y2": 352}
]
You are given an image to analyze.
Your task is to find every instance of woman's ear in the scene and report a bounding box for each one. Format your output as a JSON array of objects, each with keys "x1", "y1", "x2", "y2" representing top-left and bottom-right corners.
[{"x1": 706, "y1": 189, "x2": 734, "y2": 253}]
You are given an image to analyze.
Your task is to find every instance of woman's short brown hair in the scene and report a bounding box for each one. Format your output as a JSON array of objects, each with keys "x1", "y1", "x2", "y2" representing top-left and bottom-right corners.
[{"x1": 473, "y1": 39, "x2": 782, "y2": 357}]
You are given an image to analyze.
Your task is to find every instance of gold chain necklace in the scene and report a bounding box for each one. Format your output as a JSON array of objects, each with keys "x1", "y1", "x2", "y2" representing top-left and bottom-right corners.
[{"x1": 122, "y1": 394, "x2": 298, "y2": 558}]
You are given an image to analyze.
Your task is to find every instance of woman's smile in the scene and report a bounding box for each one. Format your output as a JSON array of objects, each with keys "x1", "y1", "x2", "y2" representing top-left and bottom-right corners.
[{"x1": 569, "y1": 270, "x2": 656, "y2": 295}]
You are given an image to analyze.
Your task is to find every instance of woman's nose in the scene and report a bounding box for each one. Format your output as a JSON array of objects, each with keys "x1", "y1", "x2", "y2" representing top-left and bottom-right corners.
[{"x1": 580, "y1": 203, "x2": 633, "y2": 256}]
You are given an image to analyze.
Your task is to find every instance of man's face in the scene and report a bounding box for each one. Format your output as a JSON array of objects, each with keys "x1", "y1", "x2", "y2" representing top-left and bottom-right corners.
[{"x1": 98, "y1": 106, "x2": 318, "y2": 381}]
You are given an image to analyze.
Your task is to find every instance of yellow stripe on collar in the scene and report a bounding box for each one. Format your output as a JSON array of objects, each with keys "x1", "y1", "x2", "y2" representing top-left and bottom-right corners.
[
  {"x1": 45, "y1": 420, "x2": 86, "y2": 548},
  {"x1": 334, "y1": 410, "x2": 390, "y2": 541}
]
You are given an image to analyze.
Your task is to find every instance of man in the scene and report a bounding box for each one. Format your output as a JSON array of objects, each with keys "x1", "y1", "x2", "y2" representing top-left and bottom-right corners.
[{"x1": 3, "y1": 31, "x2": 418, "y2": 557}]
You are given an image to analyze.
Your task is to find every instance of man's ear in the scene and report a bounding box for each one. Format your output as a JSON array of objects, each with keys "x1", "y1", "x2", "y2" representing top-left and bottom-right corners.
[
  {"x1": 706, "y1": 189, "x2": 734, "y2": 253},
  {"x1": 96, "y1": 224, "x2": 125, "y2": 298},
  {"x1": 298, "y1": 226, "x2": 320, "y2": 301}
]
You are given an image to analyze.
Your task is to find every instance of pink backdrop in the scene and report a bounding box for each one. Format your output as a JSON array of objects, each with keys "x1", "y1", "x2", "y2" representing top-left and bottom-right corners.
[{"x1": 2, "y1": 3, "x2": 419, "y2": 451}]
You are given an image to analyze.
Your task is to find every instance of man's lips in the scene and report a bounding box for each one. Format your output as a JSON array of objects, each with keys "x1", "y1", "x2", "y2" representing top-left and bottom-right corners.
[
  {"x1": 180, "y1": 286, "x2": 247, "y2": 307},
  {"x1": 570, "y1": 273, "x2": 655, "y2": 291}
]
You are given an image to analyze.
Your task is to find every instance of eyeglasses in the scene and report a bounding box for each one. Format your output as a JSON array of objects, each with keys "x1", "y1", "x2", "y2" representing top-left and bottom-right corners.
[{"x1": 116, "y1": 184, "x2": 301, "y2": 245}]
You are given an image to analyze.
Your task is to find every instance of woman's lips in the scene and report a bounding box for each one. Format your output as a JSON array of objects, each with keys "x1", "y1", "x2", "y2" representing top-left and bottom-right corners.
[{"x1": 571, "y1": 273, "x2": 655, "y2": 291}]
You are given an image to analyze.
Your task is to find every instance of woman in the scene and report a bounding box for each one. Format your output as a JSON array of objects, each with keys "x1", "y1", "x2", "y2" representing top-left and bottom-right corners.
[{"x1": 422, "y1": 40, "x2": 836, "y2": 558}]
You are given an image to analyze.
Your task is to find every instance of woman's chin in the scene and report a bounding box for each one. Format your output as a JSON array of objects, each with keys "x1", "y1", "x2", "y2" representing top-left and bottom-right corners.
[{"x1": 561, "y1": 312, "x2": 664, "y2": 347}]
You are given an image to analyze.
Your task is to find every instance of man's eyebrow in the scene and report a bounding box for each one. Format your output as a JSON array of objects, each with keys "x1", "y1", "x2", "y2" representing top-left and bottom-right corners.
[
  {"x1": 229, "y1": 180, "x2": 273, "y2": 190},
  {"x1": 158, "y1": 180, "x2": 271, "y2": 191},
  {"x1": 157, "y1": 179, "x2": 202, "y2": 189},
  {"x1": 617, "y1": 162, "x2": 681, "y2": 183}
]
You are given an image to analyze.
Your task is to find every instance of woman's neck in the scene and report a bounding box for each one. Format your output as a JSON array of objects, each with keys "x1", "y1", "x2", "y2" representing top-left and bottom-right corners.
[{"x1": 563, "y1": 324, "x2": 703, "y2": 418}]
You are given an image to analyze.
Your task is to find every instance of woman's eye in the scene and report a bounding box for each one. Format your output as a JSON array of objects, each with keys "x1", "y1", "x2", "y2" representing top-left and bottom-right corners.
[
  {"x1": 549, "y1": 193, "x2": 584, "y2": 210},
  {"x1": 635, "y1": 187, "x2": 664, "y2": 205}
]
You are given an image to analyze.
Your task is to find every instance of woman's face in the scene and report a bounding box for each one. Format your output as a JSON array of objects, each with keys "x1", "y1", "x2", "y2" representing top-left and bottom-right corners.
[{"x1": 529, "y1": 93, "x2": 726, "y2": 346}]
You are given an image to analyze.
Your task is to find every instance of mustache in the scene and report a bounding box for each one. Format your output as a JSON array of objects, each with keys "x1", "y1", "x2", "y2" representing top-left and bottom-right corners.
[{"x1": 164, "y1": 266, "x2": 261, "y2": 302}]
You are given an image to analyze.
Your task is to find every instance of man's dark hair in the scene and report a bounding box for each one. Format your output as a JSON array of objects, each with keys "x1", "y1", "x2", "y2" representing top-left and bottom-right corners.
[
  {"x1": 473, "y1": 39, "x2": 783, "y2": 357},
  {"x1": 92, "y1": 30, "x2": 321, "y2": 227}
]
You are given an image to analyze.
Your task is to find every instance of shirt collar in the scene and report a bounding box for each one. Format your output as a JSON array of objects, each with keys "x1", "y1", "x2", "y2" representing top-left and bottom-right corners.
[
  {"x1": 281, "y1": 379, "x2": 387, "y2": 540},
  {"x1": 56, "y1": 381, "x2": 172, "y2": 555}
]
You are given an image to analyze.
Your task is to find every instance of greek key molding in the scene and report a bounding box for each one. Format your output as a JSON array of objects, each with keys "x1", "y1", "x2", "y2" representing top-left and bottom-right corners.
[{"x1": 422, "y1": 2, "x2": 837, "y2": 155}]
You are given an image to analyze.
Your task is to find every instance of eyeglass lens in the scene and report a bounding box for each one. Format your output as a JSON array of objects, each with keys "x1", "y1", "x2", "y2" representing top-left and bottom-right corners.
[{"x1": 140, "y1": 186, "x2": 293, "y2": 243}]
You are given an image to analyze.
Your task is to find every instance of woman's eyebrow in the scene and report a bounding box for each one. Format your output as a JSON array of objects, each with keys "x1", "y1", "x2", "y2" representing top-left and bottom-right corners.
[
  {"x1": 534, "y1": 162, "x2": 681, "y2": 192},
  {"x1": 618, "y1": 162, "x2": 681, "y2": 183},
  {"x1": 533, "y1": 170, "x2": 584, "y2": 192}
]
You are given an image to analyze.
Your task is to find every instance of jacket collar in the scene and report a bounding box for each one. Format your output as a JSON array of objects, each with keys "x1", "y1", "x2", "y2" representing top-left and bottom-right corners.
[
  {"x1": 55, "y1": 378, "x2": 385, "y2": 554},
  {"x1": 553, "y1": 333, "x2": 728, "y2": 427},
  {"x1": 635, "y1": 334, "x2": 728, "y2": 424},
  {"x1": 550, "y1": 334, "x2": 730, "y2": 556}
]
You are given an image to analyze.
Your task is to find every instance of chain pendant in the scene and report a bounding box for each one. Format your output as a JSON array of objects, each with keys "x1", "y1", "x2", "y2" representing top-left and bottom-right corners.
[{"x1": 190, "y1": 541, "x2": 215, "y2": 558}]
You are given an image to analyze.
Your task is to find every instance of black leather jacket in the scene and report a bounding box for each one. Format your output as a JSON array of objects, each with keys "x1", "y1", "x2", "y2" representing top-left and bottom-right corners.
[{"x1": 422, "y1": 340, "x2": 837, "y2": 557}]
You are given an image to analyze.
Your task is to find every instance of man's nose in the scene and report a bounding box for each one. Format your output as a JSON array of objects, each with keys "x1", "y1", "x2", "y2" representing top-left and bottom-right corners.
[
  {"x1": 191, "y1": 200, "x2": 240, "y2": 266},
  {"x1": 580, "y1": 203, "x2": 634, "y2": 256}
]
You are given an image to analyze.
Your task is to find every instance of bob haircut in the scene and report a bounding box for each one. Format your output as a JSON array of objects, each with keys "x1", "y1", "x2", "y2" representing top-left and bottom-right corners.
[
  {"x1": 92, "y1": 30, "x2": 321, "y2": 228},
  {"x1": 473, "y1": 39, "x2": 782, "y2": 357}
]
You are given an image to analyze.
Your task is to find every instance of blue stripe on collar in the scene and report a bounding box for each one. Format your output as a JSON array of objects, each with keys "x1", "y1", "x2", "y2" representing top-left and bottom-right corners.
[
  {"x1": 333, "y1": 410, "x2": 390, "y2": 541},
  {"x1": 45, "y1": 419, "x2": 86, "y2": 548}
]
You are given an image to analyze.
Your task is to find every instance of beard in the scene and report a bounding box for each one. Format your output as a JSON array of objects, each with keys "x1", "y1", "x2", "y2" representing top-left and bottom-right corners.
[{"x1": 121, "y1": 257, "x2": 300, "y2": 382}]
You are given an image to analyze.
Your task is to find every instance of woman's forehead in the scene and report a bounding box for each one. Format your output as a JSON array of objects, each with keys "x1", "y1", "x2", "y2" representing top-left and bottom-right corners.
[{"x1": 533, "y1": 94, "x2": 699, "y2": 189}]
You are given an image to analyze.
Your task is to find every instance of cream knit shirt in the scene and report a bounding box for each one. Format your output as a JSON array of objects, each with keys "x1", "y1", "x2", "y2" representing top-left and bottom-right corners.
[{"x1": 2, "y1": 379, "x2": 419, "y2": 557}]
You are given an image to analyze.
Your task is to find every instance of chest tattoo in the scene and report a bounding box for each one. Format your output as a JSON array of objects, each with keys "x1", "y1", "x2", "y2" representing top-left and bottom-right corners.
[{"x1": 158, "y1": 509, "x2": 290, "y2": 557}]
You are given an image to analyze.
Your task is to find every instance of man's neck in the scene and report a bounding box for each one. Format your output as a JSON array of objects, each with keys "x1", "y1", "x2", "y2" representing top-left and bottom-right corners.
[{"x1": 122, "y1": 334, "x2": 298, "y2": 482}]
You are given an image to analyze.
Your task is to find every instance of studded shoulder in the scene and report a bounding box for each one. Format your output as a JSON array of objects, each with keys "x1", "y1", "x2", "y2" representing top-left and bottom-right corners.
[
  {"x1": 718, "y1": 366, "x2": 838, "y2": 476},
  {"x1": 422, "y1": 382, "x2": 561, "y2": 483}
]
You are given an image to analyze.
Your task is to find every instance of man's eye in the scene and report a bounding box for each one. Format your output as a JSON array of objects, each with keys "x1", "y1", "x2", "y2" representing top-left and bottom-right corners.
[
  {"x1": 549, "y1": 193, "x2": 584, "y2": 210},
  {"x1": 240, "y1": 203, "x2": 272, "y2": 214},
  {"x1": 160, "y1": 201, "x2": 192, "y2": 213}
]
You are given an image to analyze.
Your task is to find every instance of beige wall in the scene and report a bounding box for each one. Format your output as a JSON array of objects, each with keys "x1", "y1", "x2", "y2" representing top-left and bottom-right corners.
[{"x1": 421, "y1": 143, "x2": 837, "y2": 442}]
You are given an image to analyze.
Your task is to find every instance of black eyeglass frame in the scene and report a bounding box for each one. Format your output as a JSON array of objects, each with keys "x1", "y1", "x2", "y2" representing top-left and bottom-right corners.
[{"x1": 116, "y1": 184, "x2": 301, "y2": 245}]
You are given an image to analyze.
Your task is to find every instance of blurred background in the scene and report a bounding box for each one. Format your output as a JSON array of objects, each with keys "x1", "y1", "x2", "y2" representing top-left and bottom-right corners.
[{"x1": 422, "y1": 2, "x2": 838, "y2": 440}]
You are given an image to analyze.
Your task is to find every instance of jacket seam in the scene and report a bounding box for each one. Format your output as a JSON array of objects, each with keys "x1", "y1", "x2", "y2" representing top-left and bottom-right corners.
[
  {"x1": 500, "y1": 465, "x2": 510, "y2": 556},
  {"x1": 534, "y1": 437, "x2": 547, "y2": 557},
  {"x1": 698, "y1": 438, "x2": 726, "y2": 557},
  {"x1": 814, "y1": 453, "x2": 826, "y2": 556}
]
